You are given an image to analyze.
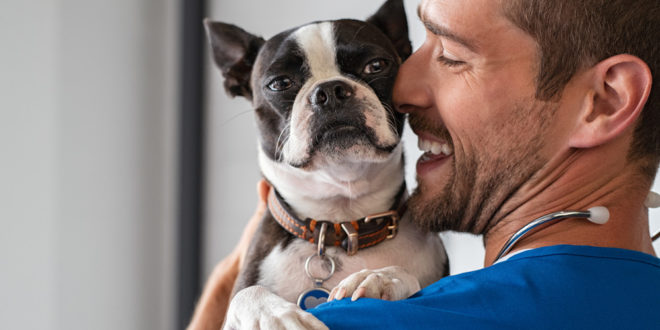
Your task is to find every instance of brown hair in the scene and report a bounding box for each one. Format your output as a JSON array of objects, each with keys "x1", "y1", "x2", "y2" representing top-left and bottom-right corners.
[{"x1": 503, "y1": 0, "x2": 660, "y2": 177}]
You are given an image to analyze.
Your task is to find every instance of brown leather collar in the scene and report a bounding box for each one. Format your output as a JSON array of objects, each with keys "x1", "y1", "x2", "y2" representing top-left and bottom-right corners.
[{"x1": 267, "y1": 184, "x2": 407, "y2": 256}]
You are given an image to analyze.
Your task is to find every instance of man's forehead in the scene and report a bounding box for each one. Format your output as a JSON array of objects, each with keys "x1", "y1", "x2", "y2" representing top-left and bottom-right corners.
[
  {"x1": 417, "y1": 0, "x2": 503, "y2": 16},
  {"x1": 416, "y1": 0, "x2": 481, "y2": 52},
  {"x1": 416, "y1": 0, "x2": 521, "y2": 53}
]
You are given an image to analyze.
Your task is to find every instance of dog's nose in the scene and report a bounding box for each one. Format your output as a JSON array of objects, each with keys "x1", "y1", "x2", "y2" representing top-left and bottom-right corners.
[{"x1": 309, "y1": 80, "x2": 354, "y2": 109}]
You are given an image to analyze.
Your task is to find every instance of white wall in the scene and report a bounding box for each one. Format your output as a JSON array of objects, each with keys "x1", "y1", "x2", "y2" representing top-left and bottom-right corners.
[
  {"x1": 204, "y1": 0, "x2": 660, "y2": 281},
  {"x1": 1, "y1": 1, "x2": 59, "y2": 328},
  {"x1": 0, "y1": 0, "x2": 178, "y2": 329}
]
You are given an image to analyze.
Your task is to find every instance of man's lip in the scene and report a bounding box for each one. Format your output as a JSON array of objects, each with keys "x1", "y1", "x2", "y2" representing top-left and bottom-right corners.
[{"x1": 416, "y1": 151, "x2": 452, "y2": 177}]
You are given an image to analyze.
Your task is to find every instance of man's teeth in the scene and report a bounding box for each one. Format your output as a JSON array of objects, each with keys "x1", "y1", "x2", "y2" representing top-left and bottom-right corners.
[{"x1": 418, "y1": 138, "x2": 453, "y2": 156}]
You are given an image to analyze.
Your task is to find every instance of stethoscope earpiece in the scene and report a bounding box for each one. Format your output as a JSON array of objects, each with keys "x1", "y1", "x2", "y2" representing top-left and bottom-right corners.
[
  {"x1": 645, "y1": 191, "x2": 660, "y2": 209},
  {"x1": 587, "y1": 206, "x2": 609, "y2": 225}
]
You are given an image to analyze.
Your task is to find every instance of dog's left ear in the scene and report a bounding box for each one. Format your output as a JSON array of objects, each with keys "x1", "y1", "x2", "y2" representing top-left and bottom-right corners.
[
  {"x1": 204, "y1": 19, "x2": 265, "y2": 99},
  {"x1": 367, "y1": 0, "x2": 412, "y2": 61}
]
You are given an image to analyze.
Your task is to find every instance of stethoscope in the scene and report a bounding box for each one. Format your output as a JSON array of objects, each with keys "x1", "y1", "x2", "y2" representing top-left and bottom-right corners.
[{"x1": 494, "y1": 191, "x2": 660, "y2": 262}]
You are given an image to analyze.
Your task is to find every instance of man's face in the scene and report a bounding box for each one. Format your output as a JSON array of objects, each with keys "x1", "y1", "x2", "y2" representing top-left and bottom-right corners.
[{"x1": 395, "y1": 0, "x2": 562, "y2": 234}]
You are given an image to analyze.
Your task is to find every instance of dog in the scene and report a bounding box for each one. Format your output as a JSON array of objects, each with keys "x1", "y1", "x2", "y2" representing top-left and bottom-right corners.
[{"x1": 204, "y1": 0, "x2": 448, "y2": 327}]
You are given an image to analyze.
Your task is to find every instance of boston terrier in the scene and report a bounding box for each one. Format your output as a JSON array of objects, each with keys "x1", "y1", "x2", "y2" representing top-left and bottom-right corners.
[{"x1": 205, "y1": 0, "x2": 448, "y2": 327}]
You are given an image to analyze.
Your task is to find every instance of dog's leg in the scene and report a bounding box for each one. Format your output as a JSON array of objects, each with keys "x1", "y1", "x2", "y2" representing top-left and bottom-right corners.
[
  {"x1": 231, "y1": 211, "x2": 295, "y2": 294},
  {"x1": 224, "y1": 285, "x2": 328, "y2": 330},
  {"x1": 328, "y1": 265, "x2": 421, "y2": 301}
]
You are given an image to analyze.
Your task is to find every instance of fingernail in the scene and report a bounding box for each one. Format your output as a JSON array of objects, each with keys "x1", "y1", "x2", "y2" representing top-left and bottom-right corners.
[
  {"x1": 351, "y1": 287, "x2": 365, "y2": 301},
  {"x1": 337, "y1": 287, "x2": 346, "y2": 300},
  {"x1": 328, "y1": 288, "x2": 336, "y2": 302}
]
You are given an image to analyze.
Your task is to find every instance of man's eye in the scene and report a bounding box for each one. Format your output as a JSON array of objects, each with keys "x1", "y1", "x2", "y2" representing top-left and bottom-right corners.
[
  {"x1": 437, "y1": 55, "x2": 465, "y2": 67},
  {"x1": 363, "y1": 59, "x2": 388, "y2": 74},
  {"x1": 267, "y1": 77, "x2": 293, "y2": 91}
]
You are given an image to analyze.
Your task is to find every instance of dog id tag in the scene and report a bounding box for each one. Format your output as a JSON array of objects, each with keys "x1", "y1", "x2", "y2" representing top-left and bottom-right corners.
[
  {"x1": 297, "y1": 287, "x2": 330, "y2": 310},
  {"x1": 298, "y1": 252, "x2": 336, "y2": 310}
]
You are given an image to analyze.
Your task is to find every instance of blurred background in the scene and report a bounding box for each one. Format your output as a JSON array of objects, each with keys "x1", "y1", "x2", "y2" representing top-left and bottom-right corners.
[{"x1": 2, "y1": 0, "x2": 659, "y2": 329}]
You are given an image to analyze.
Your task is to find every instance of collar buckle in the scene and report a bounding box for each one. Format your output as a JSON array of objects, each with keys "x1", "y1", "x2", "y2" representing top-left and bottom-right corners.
[
  {"x1": 387, "y1": 215, "x2": 399, "y2": 239},
  {"x1": 364, "y1": 210, "x2": 399, "y2": 224},
  {"x1": 364, "y1": 210, "x2": 399, "y2": 240}
]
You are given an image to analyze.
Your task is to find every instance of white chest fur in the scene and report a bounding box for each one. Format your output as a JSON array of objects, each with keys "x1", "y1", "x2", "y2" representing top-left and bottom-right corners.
[{"x1": 258, "y1": 144, "x2": 406, "y2": 222}]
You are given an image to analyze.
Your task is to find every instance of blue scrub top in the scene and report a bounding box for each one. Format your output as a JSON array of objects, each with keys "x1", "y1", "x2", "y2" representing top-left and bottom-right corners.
[{"x1": 310, "y1": 245, "x2": 660, "y2": 329}]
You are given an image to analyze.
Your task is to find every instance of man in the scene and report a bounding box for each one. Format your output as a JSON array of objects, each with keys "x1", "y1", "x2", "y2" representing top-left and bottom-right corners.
[{"x1": 190, "y1": 0, "x2": 660, "y2": 328}]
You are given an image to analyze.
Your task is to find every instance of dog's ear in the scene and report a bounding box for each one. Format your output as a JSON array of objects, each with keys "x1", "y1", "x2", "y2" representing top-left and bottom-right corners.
[
  {"x1": 204, "y1": 19, "x2": 265, "y2": 99},
  {"x1": 367, "y1": 0, "x2": 412, "y2": 61}
]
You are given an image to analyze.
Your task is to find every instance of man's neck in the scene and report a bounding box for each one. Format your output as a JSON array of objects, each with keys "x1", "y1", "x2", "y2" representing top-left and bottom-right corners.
[{"x1": 483, "y1": 145, "x2": 656, "y2": 266}]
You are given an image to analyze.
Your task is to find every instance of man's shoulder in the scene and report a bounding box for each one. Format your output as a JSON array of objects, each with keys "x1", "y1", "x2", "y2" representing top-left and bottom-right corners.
[
  {"x1": 420, "y1": 245, "x2": 660, "y2": 300},
  {"x1": 311, "y1": 245, "x2": 660, "y2": 329}
]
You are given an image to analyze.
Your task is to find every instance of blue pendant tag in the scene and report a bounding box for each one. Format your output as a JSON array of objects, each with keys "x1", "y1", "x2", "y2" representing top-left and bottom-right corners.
[{"x1": 297, "y1": 287, "x2": 330, "y2": 310}]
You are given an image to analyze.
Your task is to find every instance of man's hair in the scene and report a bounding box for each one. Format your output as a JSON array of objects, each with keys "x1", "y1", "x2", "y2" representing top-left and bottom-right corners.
[{"x1": 502, "y1": 0, "x2": 660, "y2": 178}]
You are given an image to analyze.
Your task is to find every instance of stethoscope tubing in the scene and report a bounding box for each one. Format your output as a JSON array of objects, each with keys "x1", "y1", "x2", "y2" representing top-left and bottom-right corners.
[
  {"x1": 495, "y1": 192, "x2": 660, "y2": 263},
  {"x1": 494, "y1": 210, "x2": 592, "y2": 262}
]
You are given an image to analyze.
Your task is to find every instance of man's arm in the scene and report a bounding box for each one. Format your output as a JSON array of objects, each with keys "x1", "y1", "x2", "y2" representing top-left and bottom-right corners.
[{"x1": 187, "y1": 180, "x2": 270, "y2": 330}]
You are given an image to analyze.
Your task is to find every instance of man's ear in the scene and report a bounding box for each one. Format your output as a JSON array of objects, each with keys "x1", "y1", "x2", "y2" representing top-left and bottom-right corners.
[
  {"x1": 569, "y1": 55, "x2": 652, "y2": 149},
  {"x1": 203, "y1": 19, "x2": 265, "y2": 99},
  {"x1": 366, "y1": 0, "x2": 412, "y2": 61}
]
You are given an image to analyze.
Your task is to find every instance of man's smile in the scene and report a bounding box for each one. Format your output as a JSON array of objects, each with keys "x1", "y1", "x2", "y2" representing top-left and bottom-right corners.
[{"x1": 414, "y1": 130, "x2": 454, "y2": 177}]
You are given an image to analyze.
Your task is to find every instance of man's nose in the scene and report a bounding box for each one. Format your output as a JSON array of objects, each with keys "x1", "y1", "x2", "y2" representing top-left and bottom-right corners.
[{"x1": 393, "y1": 45, "x2": 434, "y2": 114}]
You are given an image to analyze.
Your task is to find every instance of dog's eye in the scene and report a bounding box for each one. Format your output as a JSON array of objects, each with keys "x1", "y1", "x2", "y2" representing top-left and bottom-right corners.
[
  {"x1": 363, "y1": 59, "x2": 387, "y2": 74},
  {"x1": 267, "y1": 77, "x2": 293, "y2": 91}
]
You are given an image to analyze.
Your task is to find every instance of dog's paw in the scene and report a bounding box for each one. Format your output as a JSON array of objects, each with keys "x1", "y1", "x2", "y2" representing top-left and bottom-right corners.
[
  {"x1": 223, "y1": 286, "x2": 328, "y2": 330},
  {"x1": 328, "y1": 266, "x2": 421, "y2": 302}
]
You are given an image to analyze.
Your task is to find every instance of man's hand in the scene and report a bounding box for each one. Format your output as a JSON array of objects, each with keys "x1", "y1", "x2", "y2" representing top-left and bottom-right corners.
[
  {"x1": 328, "y1": 266, "x2": 421, "y2": 302},
  {"x1": 187, "y1": 180, "x2": 271, "y2": 330},
  {"x1": 224, "y1": 286, "x2": 329, "y2": 330}
]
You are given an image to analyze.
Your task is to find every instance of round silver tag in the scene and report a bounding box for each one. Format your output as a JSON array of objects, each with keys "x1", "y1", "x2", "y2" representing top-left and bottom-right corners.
[{"x1": 297, "y1": 287, "x2": 330, "y2": 310}]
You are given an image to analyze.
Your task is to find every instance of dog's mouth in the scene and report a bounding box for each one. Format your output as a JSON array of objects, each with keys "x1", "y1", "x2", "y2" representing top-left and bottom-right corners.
[
  {"x1": 317, "y1": 122, "x2": 365, "y2": 141},
  {"x1": 312, "y1": 121, "x2": 371, "y2": 149},
  {"x1": 311, "y1": 119, "x2": 399, "y2": 155},
  {"x1": 288, "y1": 119, "x2": 398, "y2": 168}
]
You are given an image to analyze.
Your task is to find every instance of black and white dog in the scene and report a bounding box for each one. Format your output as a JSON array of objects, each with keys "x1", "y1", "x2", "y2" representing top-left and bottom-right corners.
[{"x1": 205, "y1": 0, "x2": 448, "y2": 327}]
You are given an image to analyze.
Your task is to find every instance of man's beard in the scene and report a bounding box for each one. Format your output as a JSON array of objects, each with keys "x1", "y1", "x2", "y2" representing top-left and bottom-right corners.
[{"x1": 406, "y1": 99, "x2": 557, "y2": 235}]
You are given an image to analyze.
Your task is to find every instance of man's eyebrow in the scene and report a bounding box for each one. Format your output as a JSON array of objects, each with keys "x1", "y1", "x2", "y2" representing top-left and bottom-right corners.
[{"x1": 417, "y1": 5, "x2": 479, "y2": 53}]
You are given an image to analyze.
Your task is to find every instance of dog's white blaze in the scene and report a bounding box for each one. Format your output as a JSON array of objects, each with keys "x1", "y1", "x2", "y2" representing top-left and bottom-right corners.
[
  {"x1": 294, "y1": 22, "x2": 341, "y2": 80},
  {"x1": 284, "y1": 22, "x2": 341, "y2": 164}
]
